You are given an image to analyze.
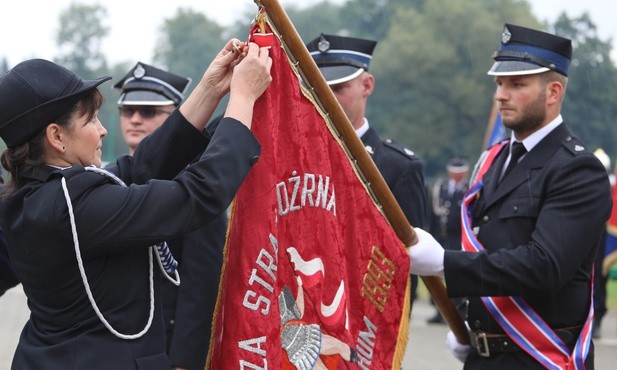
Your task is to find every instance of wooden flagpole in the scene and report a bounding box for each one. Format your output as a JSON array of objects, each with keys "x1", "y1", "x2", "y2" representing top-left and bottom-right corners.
[{"x1": 258, "y1": 0, "x2": 470, "y2": 345}]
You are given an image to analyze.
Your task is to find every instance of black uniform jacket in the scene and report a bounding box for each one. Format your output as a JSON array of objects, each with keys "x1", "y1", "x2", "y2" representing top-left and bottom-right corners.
[
  {"x1": 361, "y1": 126, "x2": 428, "y2": 229},
  {"x1": 444, "y1": 124, "x2": 611, "y2": 369},
  {"x1": 1, "y1": 111, "x2": 260, "y2": 370},
  {"x1": 163, "y1": 215, "x2": 225, "y2": 370},
  {"x1": 162, "y1": 117, "x2": 227, "y2": 370}
]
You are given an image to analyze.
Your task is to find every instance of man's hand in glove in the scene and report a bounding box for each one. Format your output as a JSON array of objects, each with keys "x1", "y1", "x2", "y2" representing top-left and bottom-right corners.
[{"x1": 408, "y1": 227, "x2": 445, "y2": 278}]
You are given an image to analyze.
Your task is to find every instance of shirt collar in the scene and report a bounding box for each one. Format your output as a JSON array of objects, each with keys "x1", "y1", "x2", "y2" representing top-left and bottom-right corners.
[
  {"x1": 355, "y1": 117, "x2": 370, "y2": 138},
  {"x1": 511, "y1": 114, "x2": 563, "y2": 152}
]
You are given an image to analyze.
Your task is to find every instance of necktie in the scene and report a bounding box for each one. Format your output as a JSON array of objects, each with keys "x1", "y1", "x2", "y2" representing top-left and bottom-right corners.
[{"x1": 501, "y1": 141, "x2": 526, "y2": 181}]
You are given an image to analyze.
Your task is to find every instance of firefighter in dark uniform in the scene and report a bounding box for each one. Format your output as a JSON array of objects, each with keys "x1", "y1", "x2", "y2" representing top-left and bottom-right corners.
[
  {"x1": 0, "y1": 40, "x2": 271, "y2": 369},
  {"x1": 427, "y1": 157, "x2": 469, "y2": 324},
  {"x1": 114, "y1": 63, "x2": 227, "y2": 370},
  {"x1": 306, "y1": 34, "x2": 428, "y2": 304},
  {"x1": 432, "y1": 157, "x2": 469, "y2": 252},
  {"x1": 409, "y1": 24, "x2": 611, "y2": 369}
]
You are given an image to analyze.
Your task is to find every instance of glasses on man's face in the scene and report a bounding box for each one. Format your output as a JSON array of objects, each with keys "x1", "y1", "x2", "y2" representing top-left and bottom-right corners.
[{"x1": 119, "y1": 106, "x2": 173, "y2": 119}]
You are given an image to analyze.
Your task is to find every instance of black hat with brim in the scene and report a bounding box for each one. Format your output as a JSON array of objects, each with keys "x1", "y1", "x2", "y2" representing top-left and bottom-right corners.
[
  {"x1": 306, "y1": 34, "x2": 377, "y2": 85},
  {"x1": 114, "y1": 62, "x2": 191, "y2": 106},
  {"x1": 0, "y1": 59, "x2": 111, "y2": 148},
  {"x1": 487, "y1": 24, "x2": 572, "y2": 77}
]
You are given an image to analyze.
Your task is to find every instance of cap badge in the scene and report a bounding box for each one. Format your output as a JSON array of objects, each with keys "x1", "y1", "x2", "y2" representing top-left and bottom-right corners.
[
  {"x1": 501, "y1": 26, "x2": 512, "y2": 44},
  {"x1": 318, "y1": 35, "x2": 330, "y2": 53},
  {"x1": 133, "y1": 64, "x2": 146, "y2": 79}
]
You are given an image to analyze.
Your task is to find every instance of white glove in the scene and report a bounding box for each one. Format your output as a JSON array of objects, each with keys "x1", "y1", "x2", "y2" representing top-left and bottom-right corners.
[
  {"x1": 446, "y1": 331, "x2": 471, "y2": 363},
  {"x1": 408, "y1": 227, "x2": 445, "y2": 277}
]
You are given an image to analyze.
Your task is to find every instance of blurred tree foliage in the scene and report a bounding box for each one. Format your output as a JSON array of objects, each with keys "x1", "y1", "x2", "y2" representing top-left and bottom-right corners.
[
  {"x1": 55, "y1": 3, "x2": 109, "y2": 78},
  {"x1": 54, "y1": 3, "x2": 125, "y2": 160},
  {"x1": 153, "y1": 8, "x2": 226, "y2": 91},
  {"x1": 153, "y1": 8, "x2": 230, "y2": 121},
  {"x1": 8, "y1": 0, "x2": 615, "y2": 173},
  {"x1": 552, "y1": 13, "x2": 617, "y2": 158}
]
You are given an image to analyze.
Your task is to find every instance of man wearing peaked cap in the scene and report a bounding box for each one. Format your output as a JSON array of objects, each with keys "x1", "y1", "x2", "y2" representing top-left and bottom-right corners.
[
  {"x1": 307, "y1": 33, "x2": 429, "y2": 307},
  {"x1": 114, "y1": 62, "x2": 191, "y2": 154},
  {"x1": 113, "y1": 62, "x2": 226, "y2": 370},
  {"x1": 409, "y1": 24, "x2": 611, "y2": 369}
]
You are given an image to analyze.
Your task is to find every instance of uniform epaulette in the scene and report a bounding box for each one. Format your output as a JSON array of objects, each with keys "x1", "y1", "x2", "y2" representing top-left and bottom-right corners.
[
  {"x1": 384, "y1": 139, "x2": 416, "y2": 159},
  {"x1": 561, "y1": 135, "x2": 589, "y2": 156}
]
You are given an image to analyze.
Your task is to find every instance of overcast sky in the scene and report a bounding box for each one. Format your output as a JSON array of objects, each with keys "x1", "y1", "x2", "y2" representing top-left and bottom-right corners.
[{"x1": 1, "y1": 0, "x2": 615, "y2": 67}]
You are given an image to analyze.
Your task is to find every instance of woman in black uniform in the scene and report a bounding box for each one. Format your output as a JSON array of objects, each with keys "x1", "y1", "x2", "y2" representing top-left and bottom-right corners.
[{"x1": 0, "y1": 39, "x2": 271, "y2": 370}]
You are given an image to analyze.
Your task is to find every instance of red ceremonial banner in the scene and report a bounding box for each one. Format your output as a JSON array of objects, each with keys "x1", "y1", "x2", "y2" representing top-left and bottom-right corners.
[{"x1": 207, "y1": 19, "x2": 410, "y2": 370}]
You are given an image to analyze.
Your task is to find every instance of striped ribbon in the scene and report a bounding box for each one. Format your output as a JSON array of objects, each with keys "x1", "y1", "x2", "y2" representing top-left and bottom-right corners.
[
  {"x1": 460, "y1": 142, "x2": 593, "y2": 369},
  {"x1": 155, "y1": 242, "x2": 178, "y2": 274}
]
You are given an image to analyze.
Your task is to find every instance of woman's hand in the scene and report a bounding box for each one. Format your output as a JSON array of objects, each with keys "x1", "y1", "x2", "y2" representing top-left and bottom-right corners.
[
  {"x1": 230, "y1": 42, "x2": 273, "y2": 103},
  {"x1": 224, "y1": 42, "x2": 273, "y2": 128},
  {"x1": 179, "y1": 39, "x2": 256, "y2": 131},
  {"x1": 199, "y1": 38, "x2": 248, "y2": 100}
]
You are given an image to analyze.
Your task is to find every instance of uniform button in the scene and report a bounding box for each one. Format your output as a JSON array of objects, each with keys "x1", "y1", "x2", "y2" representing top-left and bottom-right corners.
[
  {"x1": 482, "y1": 215, "x2": 489, "y2": 222},
  {"x1": 513, "y1": 206, "x2": 518, "y2": 214},
  {"x1": 249, "y1": 155, "x2": 259, "y2": 165},
  {"x1": 474, "y1": 320, "x2": 482, "y2": 329}
]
